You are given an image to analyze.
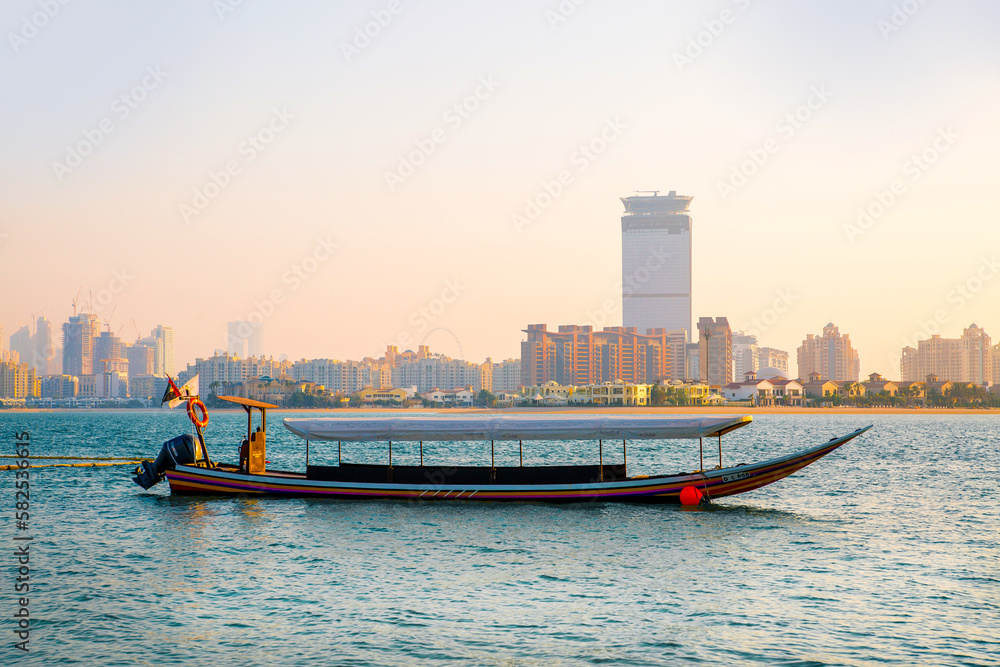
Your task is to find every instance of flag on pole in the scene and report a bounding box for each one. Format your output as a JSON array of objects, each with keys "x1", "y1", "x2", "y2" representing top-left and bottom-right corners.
[{"x1": 161, "y1": 374, "x2": 200, "y2": 408}]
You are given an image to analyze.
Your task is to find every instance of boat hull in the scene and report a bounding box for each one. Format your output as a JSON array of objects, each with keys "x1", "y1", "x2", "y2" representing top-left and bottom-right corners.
[{"x1": 164, "y1": 426, "x2": 870, "y2": 503}]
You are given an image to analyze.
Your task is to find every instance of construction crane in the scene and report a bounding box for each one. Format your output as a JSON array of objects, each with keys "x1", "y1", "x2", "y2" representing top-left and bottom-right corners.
[
  {"x1": 72, "y1": 287, "x2": 81, "y2": 317},
  {"x1": 132, "y1": 318, "x2": 142, "y2": 343},
  {"x1": 103, "y1": 305, "x2": 117, "y2": 334}
]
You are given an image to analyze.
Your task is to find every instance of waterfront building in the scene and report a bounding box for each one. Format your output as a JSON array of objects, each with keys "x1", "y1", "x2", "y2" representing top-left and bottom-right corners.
[
  {"x1": 228, "y1": 320, "x2": 263, "y2": 359},
  {"x1": 800, "y1": 372, "x2": 841, "y2": 400},
  {"x1": 290, "y1": 358, "x2": 379, "y2": 395},
  {"x1": 732, "y1": 331, "x2": 759, "y2": 382},
  {"x1": 178, "y1": 353, "x2": 290, "y2": 390},
  {"x1": 899, "y1": 324, "x2": 993, "y2": 383},
  {"x1": 863, "y1": 372, "x2": 898, "y2": 397},
  {"x1": 130, "y1": 375, "x2": 168, "y2": 400},
  {"x1": 490, "y1": 358, "x2": 522, "y2": 393},
  {"x1": 698, "y1": 317, "x2": 732, "y2": 386},
  {"x1": 657, "y1": 379, "x2": 722, "y2": 405},
  {"x1": 757, "y1": 347, "x2": 790, "y2": 378},
  {"x1": 520, "y1": 324, "x2": 676, "y2": 388},
  {"x1": 569, "y1": 380, "x2": 651, "y2": 406},
  {"x1": 359, "y1": 387, "x2": 409, "y2": 404},
  {"x1": 0, "y1": 360, "x2": 39, "y2": 399},
  {"x1": 40, "y1": 374, "x2": 78, "y2": 399},
  {"x1": 420, "y1": 388, "x2": 474, "y2": 406},
  {"x1": 392, "y1": 356, "x2": 483, "y2": 394},
  {"x1": 621, "y1": 191, "x2": 693, "y2": 341},
  {"x1": 797, "y1": 322, "x2": 860, "y2": 382}
]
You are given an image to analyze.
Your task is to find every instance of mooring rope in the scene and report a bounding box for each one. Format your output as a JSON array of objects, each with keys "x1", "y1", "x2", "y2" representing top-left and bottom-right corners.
[
  {"x1": 0, "y1": 461, "x2": 144, "y2": 471},
  {"x1": 0, "y1": 455, "x2": 146, "y2": 461}
]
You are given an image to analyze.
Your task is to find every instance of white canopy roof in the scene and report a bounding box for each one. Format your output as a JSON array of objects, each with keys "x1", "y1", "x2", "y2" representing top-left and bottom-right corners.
[{"x1": 283, "y1": 414, "x2": 752, "y2": 442}]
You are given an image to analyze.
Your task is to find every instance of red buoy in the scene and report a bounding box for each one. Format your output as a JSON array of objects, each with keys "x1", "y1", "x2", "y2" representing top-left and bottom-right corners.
[{"x1": 679, "y1": 485, "x2": 703, "y2": 506}]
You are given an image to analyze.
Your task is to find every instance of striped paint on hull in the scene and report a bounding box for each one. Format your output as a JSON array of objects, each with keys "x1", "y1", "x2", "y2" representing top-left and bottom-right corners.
[{"x1": 165, "y1": 426, "x2": 871, "y2": 503}]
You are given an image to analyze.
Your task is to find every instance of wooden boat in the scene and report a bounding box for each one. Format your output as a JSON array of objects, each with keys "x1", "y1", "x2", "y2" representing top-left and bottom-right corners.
[{"x1": 132, "y1": 385, "x2": 871, "y2": 505}]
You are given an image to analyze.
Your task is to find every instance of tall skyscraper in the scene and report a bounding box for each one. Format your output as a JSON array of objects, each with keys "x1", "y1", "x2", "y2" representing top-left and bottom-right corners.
[
  {"x1": 62, "y1": 313, "x2": 100, "y2": 377},
  {"x1": 797, "y1": 322, "x2": 860, "y2": 382},
  {"x1": 9, "y1": 326, "x2": 32, "y2": 369},
  {"x1": 697, "y1": 317, "x2": 732, "y2": 386},
  {"x1": 621, "y1": 190, "x2": 693, "y2": 341},
  {"x1": 227, "y1": 321, "x2": 263, "y2": 358},
  {"x1": 152, "y1": 325, "x2": 175, "y2": 377},
  {"x1": 33, "y1": 317, "x2": 57, "y2": 375}
]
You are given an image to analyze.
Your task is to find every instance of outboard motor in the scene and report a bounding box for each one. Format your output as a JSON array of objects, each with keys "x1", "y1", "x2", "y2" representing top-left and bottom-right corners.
[{"x1": 132, "y1": 434, "x2": 201, "y2": 489}]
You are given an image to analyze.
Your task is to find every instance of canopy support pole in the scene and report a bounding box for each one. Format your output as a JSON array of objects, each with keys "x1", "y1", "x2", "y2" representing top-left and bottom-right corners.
[
  {"x1": 338, "y1": 441, "x2": 341, "y2": 465},
  {"x1": 699, "y1": 437, "x2": 704, "y2": 471},
  {"x1": 388, "y1": 441, "x2": 392, "y2": 468},
  {"x1": 491, "y1": 440, "x2": 495, "y2": 469},
  {"x1": 519, "y1": 440, "x2": 523, "y2": 467},
  {"x1": 420, "y1": 440, "x2": 423, "y2": 467},
  {"x1": 306, "y1": 439, "x2": 309, "y2": 468},
  {"x1": 599, "y1": 439, "x2": 603, "y2": 482},
  {"x1": 623, "y1": 439, "x2": 627, "y2": 473},
  {"x1": 718, "y1": 434, "x2": 723, "y2": 469}
]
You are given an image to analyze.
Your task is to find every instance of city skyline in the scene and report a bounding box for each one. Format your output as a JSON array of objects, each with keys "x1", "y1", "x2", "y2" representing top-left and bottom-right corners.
[{"x1": 3, "y1": 2, "x2": 999, "y2": 379}]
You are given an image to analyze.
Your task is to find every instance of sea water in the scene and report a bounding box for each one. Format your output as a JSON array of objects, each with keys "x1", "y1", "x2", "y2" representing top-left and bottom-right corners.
[{"x1": 0, "y1": 411, "x2": 997, "y2": 665}]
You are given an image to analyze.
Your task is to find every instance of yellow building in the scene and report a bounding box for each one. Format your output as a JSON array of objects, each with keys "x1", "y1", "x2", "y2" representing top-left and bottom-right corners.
[
  {"x1": 357, "y1": 387, "x2": 408, "y2": 404},
  {"x1": 571, "y1": 381, "x2": 651, "y2": 406},
  {"x1": 0, "y1": 361, "x2": 39, "y2": 399}
]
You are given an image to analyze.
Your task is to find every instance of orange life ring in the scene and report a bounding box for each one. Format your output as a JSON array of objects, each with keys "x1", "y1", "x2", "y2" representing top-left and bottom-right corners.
[{"x1": 186, "y1": 398, "x2": 209, "y2": 429}]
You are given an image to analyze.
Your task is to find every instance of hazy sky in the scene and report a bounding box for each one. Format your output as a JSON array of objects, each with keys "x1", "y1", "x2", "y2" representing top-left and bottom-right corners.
[{"x1": 2, "y1": 0, "x2": 999, "y2": 377}]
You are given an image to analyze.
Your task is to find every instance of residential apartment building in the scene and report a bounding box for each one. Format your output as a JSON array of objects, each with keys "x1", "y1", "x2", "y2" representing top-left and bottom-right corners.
[
  {"x1": 490, "y1": 358, "x2": 522, "y2": 393},
  {"x1": 0, "y1": 361, "x2": 39, "y2": 399},
  {"x1": 520, "y1": 324, "x2": 677, "y2": 388},
  {"x1": 797, "y1": 322, "x2": 860, "y2": 382},
  {"x1": 178, "y1": 353, "x2": 290, "y2": 389},
  {"x1": 899, "y1": 324, "x2": 992, "y2": 383},
  {"x1": 758, "y1": 347, "x2": 790, "y2": 378},
  {"x1": 731, "y1": 331, "x2": 759, "y2": 382}
]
